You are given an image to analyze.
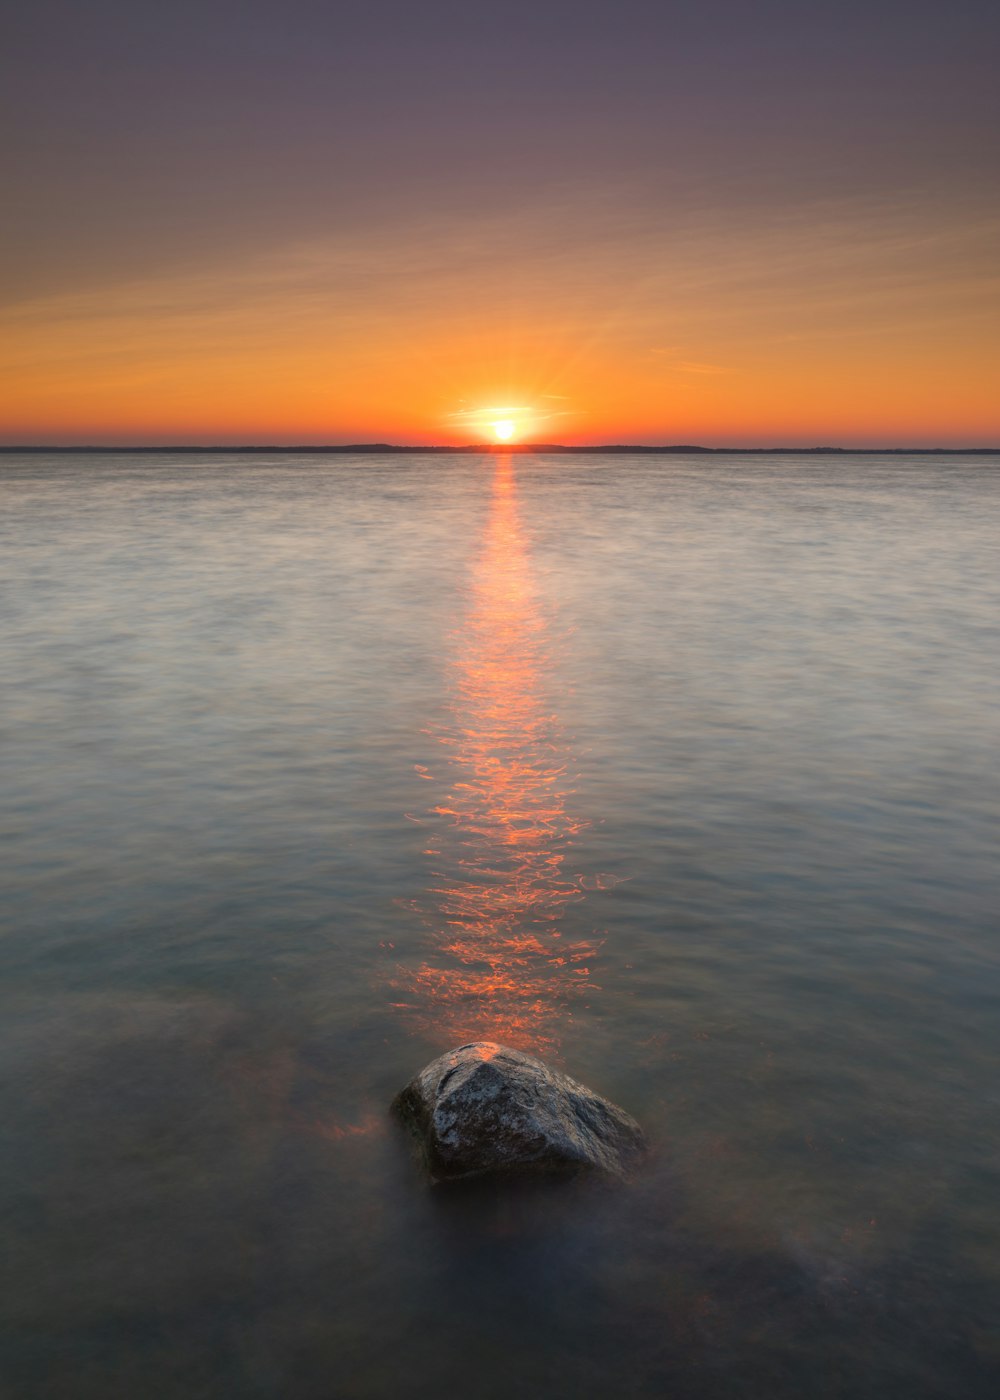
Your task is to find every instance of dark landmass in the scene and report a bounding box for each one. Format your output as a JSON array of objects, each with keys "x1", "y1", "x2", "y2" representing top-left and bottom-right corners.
[{"x1": 2, "y1": 443, "x2": 998, "y2": 455}]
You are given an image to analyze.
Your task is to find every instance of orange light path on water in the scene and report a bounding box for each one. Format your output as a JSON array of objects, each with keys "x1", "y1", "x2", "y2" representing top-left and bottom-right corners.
[{"x1": 398, "y1": 456, "x2": 600, "y2": 1052}]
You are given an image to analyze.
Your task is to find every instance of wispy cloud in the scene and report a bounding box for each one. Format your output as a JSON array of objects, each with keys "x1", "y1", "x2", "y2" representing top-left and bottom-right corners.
[
  {"x1": 670, "y1": 361, "x2": 732, "y2": 375},
  {"x1": 1, "y1": 187, "x2": 997, "y2": 439}
]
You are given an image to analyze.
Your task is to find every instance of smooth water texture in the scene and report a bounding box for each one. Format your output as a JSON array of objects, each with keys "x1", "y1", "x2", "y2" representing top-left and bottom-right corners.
[{"x1": 2, "y1": 451, "x2": 999, "y2": 1399}]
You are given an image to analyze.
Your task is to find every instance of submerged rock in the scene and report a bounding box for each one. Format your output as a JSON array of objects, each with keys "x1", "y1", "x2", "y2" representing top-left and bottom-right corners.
[{"x1": 392, "y1": 1041, "x2": 646, "y2": 1183}]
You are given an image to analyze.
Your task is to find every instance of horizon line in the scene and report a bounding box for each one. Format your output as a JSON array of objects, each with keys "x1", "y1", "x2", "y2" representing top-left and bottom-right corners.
[{"x1": 2, "y1": 443, "x2": 999, "y2": 456}]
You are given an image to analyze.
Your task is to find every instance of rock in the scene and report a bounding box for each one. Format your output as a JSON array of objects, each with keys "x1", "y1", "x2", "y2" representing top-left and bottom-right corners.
[{"x1": 392, "y1": 1041, "x2": 646, "y2": 1183}]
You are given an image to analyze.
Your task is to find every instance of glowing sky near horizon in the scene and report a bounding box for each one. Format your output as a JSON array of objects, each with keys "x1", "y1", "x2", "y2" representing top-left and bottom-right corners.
[{"x1": 1, "y1": 0, "x2": 998, "y2": 445}]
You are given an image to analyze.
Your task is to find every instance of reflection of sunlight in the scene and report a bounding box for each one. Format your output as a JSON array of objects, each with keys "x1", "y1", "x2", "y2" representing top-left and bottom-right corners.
[{"x1": 400, "y1": 457, "x2": 598, "y2": 1052}]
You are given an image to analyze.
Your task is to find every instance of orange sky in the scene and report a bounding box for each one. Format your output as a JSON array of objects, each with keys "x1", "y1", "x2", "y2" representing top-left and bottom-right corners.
[
  {"x1": 3, "y1": 3, "x2": 998, "y2": 447},
  {"x1": 4, "y1": 191, "x2": 997, "y2": 446}
]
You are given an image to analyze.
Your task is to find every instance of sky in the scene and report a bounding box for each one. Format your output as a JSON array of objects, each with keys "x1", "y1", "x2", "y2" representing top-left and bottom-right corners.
[{"x1": 2, "y1": 0, "x2": 998, "y2": 446}]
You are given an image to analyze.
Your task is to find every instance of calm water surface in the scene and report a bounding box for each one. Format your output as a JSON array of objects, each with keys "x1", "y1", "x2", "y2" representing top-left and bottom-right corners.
[{"x1": 2, "y1": 452, "x2": 999, "y2": 1398}]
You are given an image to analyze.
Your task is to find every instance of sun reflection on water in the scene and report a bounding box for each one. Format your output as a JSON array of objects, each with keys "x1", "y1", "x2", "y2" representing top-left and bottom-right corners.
[{"x1": 399, "y1": 457, "x2": 600, "y2": 1052}]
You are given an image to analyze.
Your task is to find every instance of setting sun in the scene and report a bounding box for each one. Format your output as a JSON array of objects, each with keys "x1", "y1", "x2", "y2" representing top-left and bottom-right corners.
[{"x1": 492, "y1": 420, "x2": 516, "y2": 441}]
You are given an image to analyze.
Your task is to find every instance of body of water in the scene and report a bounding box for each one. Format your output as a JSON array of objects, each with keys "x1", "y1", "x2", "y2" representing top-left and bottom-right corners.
[{"x1": 2, "y1": 451, "x2": 999, "y2": 1398}]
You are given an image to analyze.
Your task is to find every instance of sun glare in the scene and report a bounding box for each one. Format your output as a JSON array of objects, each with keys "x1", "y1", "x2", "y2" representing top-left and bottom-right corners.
[{"x1": 492, "y1": 419, "x2": 516, "y2": 441}]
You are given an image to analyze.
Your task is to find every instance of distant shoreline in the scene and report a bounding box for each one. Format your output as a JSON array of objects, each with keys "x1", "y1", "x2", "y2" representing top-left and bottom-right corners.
[{"x1": 2, "y1": 444, "x2": 998, "y2": 456}]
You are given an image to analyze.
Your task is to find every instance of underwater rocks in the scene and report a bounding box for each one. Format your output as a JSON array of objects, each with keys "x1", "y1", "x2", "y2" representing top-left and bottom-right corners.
[{"x1": 392, "y1": 1041, "x2": 646, "y2": 1183}]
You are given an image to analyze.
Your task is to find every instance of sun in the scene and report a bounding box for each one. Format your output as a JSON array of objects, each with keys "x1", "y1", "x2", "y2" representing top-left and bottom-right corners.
[{"x1": 491, "y1": 419, "x2": 516, "y2": 441}]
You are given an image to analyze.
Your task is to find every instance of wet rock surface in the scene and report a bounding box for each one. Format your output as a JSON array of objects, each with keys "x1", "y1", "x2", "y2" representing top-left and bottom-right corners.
[{"x1": 392, "y1": 1041, "x2": 647, "y2": 1182}]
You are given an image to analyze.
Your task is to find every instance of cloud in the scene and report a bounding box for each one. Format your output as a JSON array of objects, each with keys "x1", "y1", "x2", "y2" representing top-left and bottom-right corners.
[{"x1": 2, "y1": 185, "x2": 998, "y2": 439}]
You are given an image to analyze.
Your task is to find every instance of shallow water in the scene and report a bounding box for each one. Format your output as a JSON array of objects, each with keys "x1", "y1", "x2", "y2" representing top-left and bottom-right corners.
[{"x1": 2, "y1": 450, "x2": 999, "y2": 1398}]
